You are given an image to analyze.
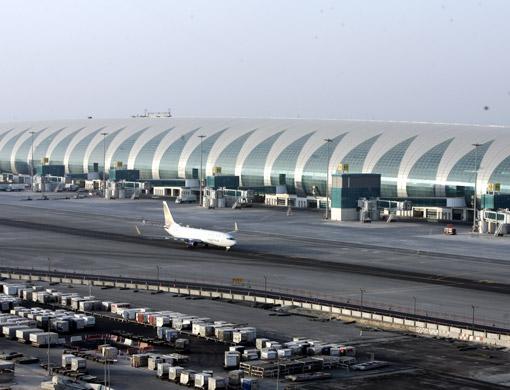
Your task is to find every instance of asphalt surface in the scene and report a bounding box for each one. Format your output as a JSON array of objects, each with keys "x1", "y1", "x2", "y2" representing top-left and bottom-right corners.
[{"x1": 0, "y1": 193, "x2": 509, "y2": 328}]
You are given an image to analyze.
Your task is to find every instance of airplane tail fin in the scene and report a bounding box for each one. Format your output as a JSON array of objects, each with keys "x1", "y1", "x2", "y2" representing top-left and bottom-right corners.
[{"x1": 162, "y1": 201, "x2": 175, "y2": 227}]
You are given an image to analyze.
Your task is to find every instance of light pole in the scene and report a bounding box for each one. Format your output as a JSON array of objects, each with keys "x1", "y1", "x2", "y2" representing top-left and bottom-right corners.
[
  {"x1": 471, "y1": 305, "x2": 476, "y2": 327},
  {"x1": 324, "y1": 138, "x2": 333, "y2": 220},
  {"x1": 101, "y1": 132, "x2": 108, "y2": 197},
  {"x1": 29, "y1": 131, "x2": 36, "y2": 192},
  {"x1": 263, "y1": 275, "x2": 267, "y2": 295},
  {"x1": 472, "y1": 143, "x2": 481, "y2": 233},
  {"x1": 198, "y1": 135, "x2": 206, "y2": 207},
  {"x1": 413, "y1": 296, "x2": 417, "y2": 315},
  {"x1": 360, "y1": 288, "x2": 366, "y2": 309}
]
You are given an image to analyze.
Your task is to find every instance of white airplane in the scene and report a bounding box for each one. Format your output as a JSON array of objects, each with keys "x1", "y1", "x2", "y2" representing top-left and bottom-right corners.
[{"x1": 136, "y1": 201, "x2": 238, "y2": 250}]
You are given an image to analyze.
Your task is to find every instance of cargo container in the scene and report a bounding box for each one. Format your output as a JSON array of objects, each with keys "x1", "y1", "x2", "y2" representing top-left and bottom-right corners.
[
  {"x1": 164, "y1": 328, "x2": 178, "y2": 342},
  {"x1": 3, "y1": 325, "x2": 29, "y2": 339},
  {"x1": 233, "y1": 330, "x2": 256, "y2": 344},
  {"x1": 79, "y1": 300, "x2": 102, "y2": 312},
  {"x1": 157, "y1": 362, "x2": 172, "y2": 378},
  {"x1": 256, "y1": 338, "x2": 269, "y2": 350},
  {"x1": 16, "y1": 328, "x2": 43, "y2": 342},
  {"x1": 216, "y1": 328, "x2": 234, "y2": 342},
  {"x1": 195, "y1": 372, "x2": 212, "y2": 388},
  {"x1": 110, "y1": 303, "x2": 130, "y2": 314},
  {"x1": 62, "y1": 354, "x2": 75, "y2": 368},
  {"x1": 277, "y1": 349, "x2": 292, "y2": 358},
  {"x1": 70, "y1": 357, "x2": 87, "y2": 372},
  {"x1": 260, "y1": 350, "x2": 277, "y2": 360},
  {"x1": 224, "y1": 351, "x2": 240, "y2": 368},
  {"x1": 228, "y1": 370, "x2": 244, "y2": 386},
  {"x1": 30, "y1": 332, "x2": 58, "y2": 346},
  {"x1": 51, "y1": 320, "x2": 70, "y2": 333},
  {"x1": 100, "y1": 346, "x2": 118, "y2": 360},
  {"x1": 208, "y1": 377, "x2": 227, "y2": 390},
  {"x1": 155, "y1": 316, "x2": 170, "y2": 328},
  {"x1": 131, "y1": 353, "x2": 150, "y2": 368},
  {"x1": 241, "y1": 378, "x2": 259, "y2": 390},
  {"x1": 180, "y1": 370, "x2": 196, "y2": 386},
  {"x1": 169, "y1": 366, "x2": 184, "y2": 381},
  {"x1": 175, "y1": 338, "x2": 190, "y2": 350}
]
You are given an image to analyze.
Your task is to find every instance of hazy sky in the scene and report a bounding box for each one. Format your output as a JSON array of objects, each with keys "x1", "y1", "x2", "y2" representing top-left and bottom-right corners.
[{"x1": 0, "y1": 0, "x2": 509, "y2": 124}]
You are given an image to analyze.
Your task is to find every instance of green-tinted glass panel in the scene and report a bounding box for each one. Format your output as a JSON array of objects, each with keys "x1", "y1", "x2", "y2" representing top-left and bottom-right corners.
[
  {"x1": 14, "y1": 128, "x2": 46, "y2": 173},
  {"x1": 489, "y1": 155, "x2": 510, "y2": 194},
  {"x1": 341, "y1": 134, "x2": 382, "y2": 173},
  {"x1": 110, "y1": 127, "x2": 149, "y2": 169},
  {"x1": 86, "y1": 127, "x2": 125, "y2": 172},
  {"x1": 50, "y1": 128, "x2": 85, "y2": 167},
  {"x1": 33, "y1": 128, "x2": 66, "y2": 170},
  {"x1": 406, "y1": 138, "x2": 453, "y2": 197},
  {"x1": 158, "y1": 128, "x2": 199, "y2": 179},
  {"x1": 447, "y1": 141, "x2": 492, "y2": 185},
  {"x1": 184, "y1": 129, "x2": 227, "y2": 179},
  {"x1": 372, "y1": 136, "x2": 417, "y2": 198},
  {"x1": 300, "y1": 133, "x2": 346, "y2": 196},
  {"x1": 68, "y1": 128, "x2": 105, "y2": 174},
  {"x1": 446, "y1": 141, "x2": 492, "y2": 203},
  {"x1": 214, "y1": 130, "x2": 256, "y2": 176},
  {"x1": 0, "y1": 129, "x2": 28, "y2": 172},
  {"x1": 269, "y1": 132, "x2": 315, "y2": 193},
  {"x1": 241, "y1": 131, "x2": 284, "y2": 187},
  {"x1": 135, "y1": 128, "x2": 174, "y2": 180}
]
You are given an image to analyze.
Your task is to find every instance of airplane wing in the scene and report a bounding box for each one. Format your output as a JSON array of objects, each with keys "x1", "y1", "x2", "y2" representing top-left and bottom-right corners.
[{"x1": 135, "y1": 225, "x2": 170, "y2": 240}]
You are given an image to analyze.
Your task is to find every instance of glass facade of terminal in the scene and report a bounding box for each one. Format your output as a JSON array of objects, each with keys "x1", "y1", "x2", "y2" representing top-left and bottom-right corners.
[{"x1": 1, "y1": 118, "x2": 509, "y2": 200}]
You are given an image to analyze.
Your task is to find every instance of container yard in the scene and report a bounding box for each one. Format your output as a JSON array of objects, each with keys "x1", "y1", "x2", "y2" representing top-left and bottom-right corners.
[{"x1": 0, "y1": 276, "x2": 508, "y2": 389}]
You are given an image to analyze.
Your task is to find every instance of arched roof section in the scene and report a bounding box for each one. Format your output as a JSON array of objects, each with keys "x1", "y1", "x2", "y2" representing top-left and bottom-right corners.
[
  {"x1": 158, "y1": 128, "x2": 200, "y2": 179},
  {"x1": 269, "y1": 131, "x2": 316, "y2": 192},
  {"x1": 241, "y1": 131, "x2": 284, "y2": 188},
  {"x1": 134, "y1": 128, "x2": 174, "y2": 179},
  {"x1": 405, "y1": 138, "x2": 454, "y2": 197},
  {"x1": 107, "y1": 127, "x2": 149, "y2": 170},
  {"x1": 209, "y1": 129, "x2": 256, "y2": 176},
  {"x1": 372, "y1": 136, "x2": 418, "y2": 197},
  {"x1": 83, "y1": 127, "x2": 125, "y2": 173},
  {"x1": 299, "y1": 133, "x2": 346, "y2": 196}
]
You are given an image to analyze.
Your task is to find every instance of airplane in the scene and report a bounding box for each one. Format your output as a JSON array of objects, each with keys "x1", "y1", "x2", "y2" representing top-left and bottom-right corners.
[{"x1": 136, "y1": 201, "x2": 238, "y2": 250}]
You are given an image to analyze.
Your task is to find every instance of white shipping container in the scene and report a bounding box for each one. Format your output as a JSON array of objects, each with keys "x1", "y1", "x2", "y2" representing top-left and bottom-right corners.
[
  {"x1": 169, "y1": 366, "x2": 184, "y2": 381},
  {"x1": 256, "y1": 338, "x2": 269, "y2": 350},
  {"x1": 195, "y1": 372, "x2": 211, "y2": 388},
  {"x1": 180, "y1": 370, "x2": 196, "y2": 386},
  {"x1": 16, "y1": 328, "x2": 43, "y2": 341},
  {"x1": 277, "y1": 349, "x2": 292, "y2": 358},
  {"x1": 208, "y1": 377, "x2": 227, "y2": 390},
  {"x1": 156, "y1": 316, "x2": 170, "y2": 327},
  {"x1": 30, "y1": 332, "x2": 58, "y2": 345},
  {"x1": 62, "y1": 354, "x2": 75, "y2": 368},
  {"x1": 3, "y1": 325, "x2": 28, "y2": 338},
  {"x1": 110, "y1": 302, "x2": 130, "y2": 314},
  {"x1": 261, "y1": 350, "x2": 277, "y2": 360},
  {"x1": 157, "y1": 362, "x2": 172, "y2": 378},
  {"x1": 70, "y1": 357, "x2": 87, "y2": 371}
]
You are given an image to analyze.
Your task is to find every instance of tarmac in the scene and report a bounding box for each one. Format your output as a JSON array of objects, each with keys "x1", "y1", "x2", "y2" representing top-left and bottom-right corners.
[{"x1": 0, "y1": 193, "x2": 509, "y2": 329}]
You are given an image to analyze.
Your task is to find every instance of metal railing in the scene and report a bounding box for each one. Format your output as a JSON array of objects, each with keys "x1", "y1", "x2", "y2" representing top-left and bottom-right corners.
[{"x1": 1, "y1": 265, "x2": 509, "y2": 335}]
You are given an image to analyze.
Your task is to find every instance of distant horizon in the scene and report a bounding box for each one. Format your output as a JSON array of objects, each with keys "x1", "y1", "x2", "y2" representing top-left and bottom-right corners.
[{"x1": 1, "y1": 114, "x2": 509, "y2": 128}]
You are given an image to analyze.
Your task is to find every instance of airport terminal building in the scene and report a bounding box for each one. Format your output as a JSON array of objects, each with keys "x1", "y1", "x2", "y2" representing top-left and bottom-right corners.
[{"x1": 1, "y1": 117, "x2": 510, "y2": 201}]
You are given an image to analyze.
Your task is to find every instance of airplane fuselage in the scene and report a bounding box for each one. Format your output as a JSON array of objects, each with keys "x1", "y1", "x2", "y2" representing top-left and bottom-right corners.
[{"x1": 165, "y1": 223, "x2": 237, "y2": 249}]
